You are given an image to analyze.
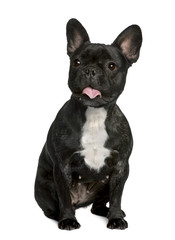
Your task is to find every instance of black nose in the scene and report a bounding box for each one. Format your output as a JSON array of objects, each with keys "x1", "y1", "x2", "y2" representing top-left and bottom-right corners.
[{"x1": 84, "y1": 68, "x2": 96, "y2": 77}]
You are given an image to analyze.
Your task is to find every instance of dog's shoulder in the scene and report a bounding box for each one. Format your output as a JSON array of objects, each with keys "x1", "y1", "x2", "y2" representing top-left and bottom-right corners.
[
  {"x1": 47, "y1": 99, "x2": 86, "y2": 147},
  {"x1": 107, "y1": 104, "x2": 129, "y2": 126},
  {"x1": 106, "y1": 104, "x2": 133, "y2": 148}
]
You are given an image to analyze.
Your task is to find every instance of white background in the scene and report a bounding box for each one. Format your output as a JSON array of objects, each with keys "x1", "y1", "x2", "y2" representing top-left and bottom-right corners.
[{"x1": 0, "y1": 0, "x2": 175, "y2": 239}]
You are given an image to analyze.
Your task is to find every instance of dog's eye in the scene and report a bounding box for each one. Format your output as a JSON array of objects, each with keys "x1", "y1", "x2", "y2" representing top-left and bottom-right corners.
[
  {"x1": 73, "y1": 59, "x2": 81, "y2": 67},
  {"x1": 108, "y1": 62, "x2": 116, "y2": 71}
]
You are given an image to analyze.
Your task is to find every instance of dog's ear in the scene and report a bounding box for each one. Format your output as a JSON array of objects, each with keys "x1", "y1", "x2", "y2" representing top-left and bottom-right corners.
[
  {"x1": 112, "y1": 25, "x2": 142, "y2": 65},
  {"x1": 66, "y1": 18, "x2": 90, "y2": 56}
]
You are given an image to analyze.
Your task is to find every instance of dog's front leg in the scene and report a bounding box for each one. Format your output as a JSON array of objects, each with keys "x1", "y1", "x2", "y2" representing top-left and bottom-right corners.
[
  {"x1": 107, "y1": 163, "x2": 129, "y2": 230},
  {"x1": 53, "y1": 159, "x2": 81, "y2": 230}
]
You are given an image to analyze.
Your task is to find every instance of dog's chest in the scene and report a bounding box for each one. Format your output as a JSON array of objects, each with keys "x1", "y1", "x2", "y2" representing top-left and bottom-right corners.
[{"x1": 80, "y1": 107, "x2": 110, "y2": 171}]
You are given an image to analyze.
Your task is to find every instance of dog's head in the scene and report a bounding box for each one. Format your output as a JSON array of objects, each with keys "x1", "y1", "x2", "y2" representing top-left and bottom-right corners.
[{"x1": 66, "y1": 19, "x2": 142, "y2": 107}]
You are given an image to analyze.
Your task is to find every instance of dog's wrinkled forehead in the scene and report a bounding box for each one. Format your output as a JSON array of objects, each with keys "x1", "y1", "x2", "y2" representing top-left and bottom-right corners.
[
  {"x1": 76, "y1": 43, "x2": 125, "y2": 66},
  {"x1": 81, "y1": 44, "x2": 110, "y2": 59}
]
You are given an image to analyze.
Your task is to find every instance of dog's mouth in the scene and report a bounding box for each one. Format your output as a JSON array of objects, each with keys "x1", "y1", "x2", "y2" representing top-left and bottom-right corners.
[
  {"x1": 82, "y1": 87, "x2": 102, "y2": 99},
  {"x1": 72, "y1": 85, "x2": 116, "y2": 107},
  {"x1": 72, "y1": 86, "x2": 116, "y2": 107}
]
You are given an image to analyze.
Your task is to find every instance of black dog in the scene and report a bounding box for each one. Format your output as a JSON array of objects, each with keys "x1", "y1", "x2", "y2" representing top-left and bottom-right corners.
[{"x1": 34, "y1": 18, "x2": 142, "y2": 230}]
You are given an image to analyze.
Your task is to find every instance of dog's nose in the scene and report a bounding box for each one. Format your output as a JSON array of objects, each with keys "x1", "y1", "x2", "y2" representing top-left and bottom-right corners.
[{"x1": 84, "y1": 68, "x2": 96, "y2": 77}]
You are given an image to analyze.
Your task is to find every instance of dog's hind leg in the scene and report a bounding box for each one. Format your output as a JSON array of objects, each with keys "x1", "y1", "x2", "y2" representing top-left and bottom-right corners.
[
  {"x1": 34, "y1": 146, "x2": 60, "y2": 221},
  {"x1": 91, "y1": 203, "x2": 126, "y2": 218},
  {"x1": 91, "y1": 185, "x2": 109, "y2": 217},
  {"x1": 91, "y1": 203, "x2": 109, "y2": 217},
  {"x1": 35, "y1": 172, "x2": 60, "y2": 220},
  {"x1": 91, "y1": 185, "x2": 126, "y2": 218}
]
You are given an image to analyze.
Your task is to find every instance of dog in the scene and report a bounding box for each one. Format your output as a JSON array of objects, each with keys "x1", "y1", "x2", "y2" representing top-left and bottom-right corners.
[{"x1": 34, "y1": 18, "x2": 142, "y2": 230}]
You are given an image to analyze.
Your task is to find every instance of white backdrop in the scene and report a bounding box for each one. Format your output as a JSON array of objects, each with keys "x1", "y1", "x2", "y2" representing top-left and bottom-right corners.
[{"x1": 0, "y1": 0, "x2": 175, "y2": 239}]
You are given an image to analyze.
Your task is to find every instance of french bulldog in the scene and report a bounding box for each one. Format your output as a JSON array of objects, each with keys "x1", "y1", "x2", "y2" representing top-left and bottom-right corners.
[{"x1": 34, "y1": 18, "x2": 142, "y2": 230}]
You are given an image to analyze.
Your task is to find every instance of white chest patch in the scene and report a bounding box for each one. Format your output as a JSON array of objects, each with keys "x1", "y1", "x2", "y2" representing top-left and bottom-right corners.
[{"x1": 80, "y1": 107, "x2": 110, "y2": 171}]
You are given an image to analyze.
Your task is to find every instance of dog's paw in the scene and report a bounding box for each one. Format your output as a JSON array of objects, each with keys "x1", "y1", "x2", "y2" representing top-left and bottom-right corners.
[
  {"x1": 58, "y1": 219, "x2": 81, "y2": 230},
  {"x1": 107, "y1": 218, "x2": 128, "y2": 230}
]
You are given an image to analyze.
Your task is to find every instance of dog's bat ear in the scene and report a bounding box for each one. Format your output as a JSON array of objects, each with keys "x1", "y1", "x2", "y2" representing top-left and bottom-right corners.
[
  {"x1": 112, "y1": 25, "x2": 142, "y2": 65},
  {"x1": 66, "y1": 18, "x2": 90, "y2": 56}
]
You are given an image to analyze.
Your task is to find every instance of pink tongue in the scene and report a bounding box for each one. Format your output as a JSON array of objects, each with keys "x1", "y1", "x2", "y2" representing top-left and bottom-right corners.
[{"x1": 82, "y1": 87, "x2": 101, "y2": 99}]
